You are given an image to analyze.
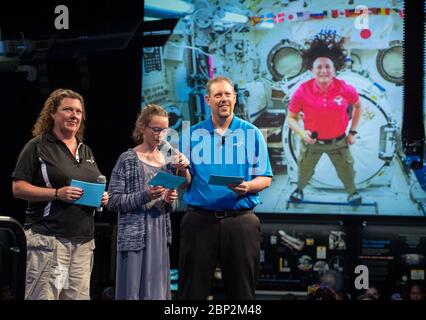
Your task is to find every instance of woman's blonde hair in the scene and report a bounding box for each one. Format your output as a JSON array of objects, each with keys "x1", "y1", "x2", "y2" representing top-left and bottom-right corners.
[
  {"x1": 132, "y1": 104, "x2": 168, "y2": 144},
  {"x1": 32, "y1": 88, "x2": 86, "y2": 140}
]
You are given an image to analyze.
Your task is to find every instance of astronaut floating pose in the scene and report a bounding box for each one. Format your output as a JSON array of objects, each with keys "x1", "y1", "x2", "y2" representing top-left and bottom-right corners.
[{"x1": 286, "y1": 34, "x2": 362, "y2": 206}]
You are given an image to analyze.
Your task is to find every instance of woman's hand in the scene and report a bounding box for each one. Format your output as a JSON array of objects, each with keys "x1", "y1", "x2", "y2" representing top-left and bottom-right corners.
[
  {"x1": 164, "y1": 189, "x2": 178, "y2": 204},
  {"x1": 101, "y1": 191, "x2": 109, "y2": 206},
  {"x1": 301, "y1": 130, "x2": 316, "y2": 144},
  {"x1": 57, "y1": 186, "x2": 84, "y2": 201},
  {"x1": 148, "y1": 185, "x2": 166, "y2": 200},
  {"x1": 171, "y1": 152, "x2": 190, "y2": 173},
  {"x1": 287, "y1": 111, "x2": 315, "y2": 145},
  {"x1": 346, "y1": 134, "x2": 357, "y2": 145}
]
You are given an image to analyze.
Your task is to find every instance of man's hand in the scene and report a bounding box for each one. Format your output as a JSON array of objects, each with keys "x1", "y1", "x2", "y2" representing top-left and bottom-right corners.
[{"x1": 227, "y1": 181, "x2": 250, "y2": 195}]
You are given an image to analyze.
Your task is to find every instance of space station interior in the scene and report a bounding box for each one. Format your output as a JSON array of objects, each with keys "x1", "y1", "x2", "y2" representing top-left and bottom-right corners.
[{"x1": 142, "y1": 0, "x2": 425, "y2": 216}]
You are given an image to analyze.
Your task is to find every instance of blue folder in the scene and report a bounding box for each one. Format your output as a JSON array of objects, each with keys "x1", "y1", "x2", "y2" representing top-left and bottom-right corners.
[
  {"x1": 208, "y1": 175, "x2": 244, "y2": 186},
  {"x1": 148, "y1": 171, "x2": 186, "y2": 189},
  {"x1": 70, "y1": 179, "x2": 106, "y2": 207}
]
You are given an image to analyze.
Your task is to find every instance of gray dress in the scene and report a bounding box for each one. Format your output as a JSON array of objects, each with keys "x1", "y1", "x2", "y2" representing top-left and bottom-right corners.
[{"x1": 115, "y1": 161, "x2": 171, "y2": 300}]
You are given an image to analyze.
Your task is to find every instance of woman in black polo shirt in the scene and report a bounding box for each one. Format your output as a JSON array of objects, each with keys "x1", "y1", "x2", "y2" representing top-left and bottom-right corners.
[{"x1": 12, "y1": 88, "x2": 108, "y2": 300}]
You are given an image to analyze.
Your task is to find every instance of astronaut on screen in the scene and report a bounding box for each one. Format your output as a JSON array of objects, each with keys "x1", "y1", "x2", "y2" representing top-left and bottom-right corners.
[{"x1": 286, "y1": 33, "x2": 362, "y2": 206}]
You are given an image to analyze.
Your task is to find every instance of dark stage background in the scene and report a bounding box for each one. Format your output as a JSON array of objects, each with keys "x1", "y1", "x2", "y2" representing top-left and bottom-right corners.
[{"x1": 0, "y1": 0, "x2": 145, "y2": 298}]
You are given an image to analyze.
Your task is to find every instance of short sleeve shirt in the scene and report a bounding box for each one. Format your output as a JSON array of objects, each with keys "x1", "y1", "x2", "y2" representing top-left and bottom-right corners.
[
  {"x1": 12, "y1": 132, "x2": 102, "y2": 242},
  {"x1": 289, "y1": 78, "x2": 359, "y2": 139},
  {"x1": 183, "y1": 115, "x2": 273, "y2": 210}
]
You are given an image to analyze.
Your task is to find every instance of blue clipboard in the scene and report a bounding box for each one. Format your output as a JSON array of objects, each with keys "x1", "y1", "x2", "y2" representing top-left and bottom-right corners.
[
  {"x1": 148, "y1": 171, "x2": 186, "y2": 189},
  {"x1": 208, "y1": 175, "x2": 244, "y2": 186},
  {"x1": 70, "y1": 179, "x2": 106, "y2": 207}
]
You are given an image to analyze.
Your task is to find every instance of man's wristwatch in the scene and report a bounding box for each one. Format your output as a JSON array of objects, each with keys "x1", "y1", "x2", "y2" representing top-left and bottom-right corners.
[{"x1": 349, "y1": 130, "x2": 358, "y2": 136}]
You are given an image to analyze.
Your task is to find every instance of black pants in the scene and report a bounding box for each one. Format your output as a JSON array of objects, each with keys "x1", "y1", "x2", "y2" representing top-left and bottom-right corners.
[{"x1": 178, "y1": 207, "x2": 261, "y2": 300}]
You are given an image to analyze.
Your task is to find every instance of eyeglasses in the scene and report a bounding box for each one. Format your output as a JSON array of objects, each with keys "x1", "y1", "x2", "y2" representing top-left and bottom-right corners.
[{"x1": 147, "y1": 126, "x2": 169, "y2": 134}]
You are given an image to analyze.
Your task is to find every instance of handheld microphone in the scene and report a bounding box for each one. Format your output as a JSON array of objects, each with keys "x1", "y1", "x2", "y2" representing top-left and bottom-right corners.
[
  {"x1": 158, "y1": 141, "x2": 191, "y2": 170},
  {"x1": 311, "y1": 131, "x2": 318, "y2": 140},
  {"x1": 96, "y1": 175, "x2": 107, "y2": 213}
]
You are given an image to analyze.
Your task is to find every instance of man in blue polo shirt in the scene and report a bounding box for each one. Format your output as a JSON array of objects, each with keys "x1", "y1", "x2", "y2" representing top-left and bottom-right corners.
[{"x1": 178, "y1": 76, "x2": 273, "y2": 300}]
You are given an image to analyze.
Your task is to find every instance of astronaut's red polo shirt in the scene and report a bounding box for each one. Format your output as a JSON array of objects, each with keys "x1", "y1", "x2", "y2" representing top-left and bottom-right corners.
[{"x1": 289, "y1": 77, "x2": 359, "y2": 139}]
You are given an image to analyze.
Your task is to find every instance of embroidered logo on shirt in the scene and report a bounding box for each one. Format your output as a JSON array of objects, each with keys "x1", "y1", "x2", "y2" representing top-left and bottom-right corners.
[
  {"x1": 334, "y1": 96, "x2": 343, "y2": 106},
  {"x1": 86, "y1": 157, "x2": 95, "y2": 164},
  {"x1": 233, "y1": 138, "x2": 245, "y2": 147}
]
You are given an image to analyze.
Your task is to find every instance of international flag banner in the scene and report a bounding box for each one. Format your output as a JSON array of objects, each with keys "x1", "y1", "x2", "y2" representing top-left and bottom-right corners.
[
  {"x1": 331, "y1": 9, "x2": 339, "y2": 18},
  {"x1": 345, "y1": 9, "x2": 357, "y2": 17},
  {"x1": 296, "y1": 11, "x2": 310, "y2": 21},
  {"x1": 368, "y1": 8, "x2": 380, "y2": 15},
  {"x1": 274, "y1": 12, "x2": 285, "y2": 23},
  {"x1": 261, "y1": 13, "x2": 274, "y2": 23},
  {"x1": 250, "y1": 16, "x2": 261, "y2": 25},
  {"x1": 380, "y1": 8, "x2": 390, "y2": 15},
  {"x1": 310, "y1": 11, "x2": 327, "y2": 19}
]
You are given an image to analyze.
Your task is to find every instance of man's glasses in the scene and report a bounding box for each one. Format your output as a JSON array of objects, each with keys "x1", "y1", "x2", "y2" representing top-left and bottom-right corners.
[{"x1": 147, "y1": 126, "x2": 169, "y2": 134}]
